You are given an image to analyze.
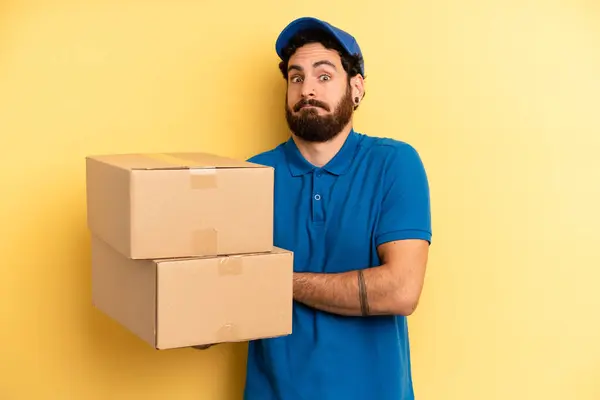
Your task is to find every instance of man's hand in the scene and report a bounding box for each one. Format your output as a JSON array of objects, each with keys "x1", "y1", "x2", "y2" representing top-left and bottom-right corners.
[
  {"x1": 191, "y1": 344, "x2": 214, "y2": 350},
  {"x1": 292, "y1": 239, "x2": 429, "y2": 317}
]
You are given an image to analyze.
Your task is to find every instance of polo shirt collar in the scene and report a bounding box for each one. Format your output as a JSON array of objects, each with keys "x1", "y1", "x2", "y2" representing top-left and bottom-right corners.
[{"x1": 284, "y1": 129, "x2": 360, "y2": 177}]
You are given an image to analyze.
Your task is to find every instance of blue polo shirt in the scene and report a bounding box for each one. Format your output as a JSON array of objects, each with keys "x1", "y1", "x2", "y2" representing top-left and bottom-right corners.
[{"x1": 243, "y1": 129, "x2": 432, "y2": 400}]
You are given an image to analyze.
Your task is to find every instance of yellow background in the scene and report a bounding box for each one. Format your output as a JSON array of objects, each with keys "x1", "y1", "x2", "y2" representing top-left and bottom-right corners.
[{"x1": 1, "y1": 0, "x2": 599, "y2": 399}]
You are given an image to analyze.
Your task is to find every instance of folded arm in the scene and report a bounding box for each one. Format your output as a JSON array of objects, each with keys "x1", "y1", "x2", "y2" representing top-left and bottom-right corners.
[{"x1": 293, "y1": 239, "x2": 429, "y2": 316}]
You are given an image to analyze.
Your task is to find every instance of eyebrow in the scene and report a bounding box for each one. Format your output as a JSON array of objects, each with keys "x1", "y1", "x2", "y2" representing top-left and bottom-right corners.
[{"x1": 288, "y1": 60, "x2": 338, "y2": 73}]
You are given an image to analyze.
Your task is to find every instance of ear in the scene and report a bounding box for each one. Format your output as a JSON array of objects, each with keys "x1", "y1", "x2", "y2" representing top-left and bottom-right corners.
[{"x1": 350, "y1": 74, "x2": 365, "y2": 102}]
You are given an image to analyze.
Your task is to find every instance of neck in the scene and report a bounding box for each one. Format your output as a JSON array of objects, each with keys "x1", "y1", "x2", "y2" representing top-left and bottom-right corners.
[{"x1": 292, "y1": 123, "x2": 353, "y2": 168}]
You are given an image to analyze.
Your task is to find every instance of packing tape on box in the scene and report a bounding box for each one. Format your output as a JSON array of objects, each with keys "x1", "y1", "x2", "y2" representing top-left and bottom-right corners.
[
  {"x1": 143, "y1": 153, "x2": 218, "y2": 189},
  {"x1": 216, "y1": 323, "x2": 239, "y2": 341},
  {"x1": 218, "y1": 256, "x2": 244, "y2": 276},
  {"x1": 192, "y1": 228, "x2": 218, "y2": 255},
  {"x1": 188, "y1": 169, "x2": 217, "y2": 190}
]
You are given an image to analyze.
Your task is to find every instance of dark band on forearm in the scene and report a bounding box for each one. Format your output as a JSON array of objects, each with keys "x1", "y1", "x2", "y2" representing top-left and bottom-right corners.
[{"x1": 357, "y1": 270, "x2": 370, "y2": 316}]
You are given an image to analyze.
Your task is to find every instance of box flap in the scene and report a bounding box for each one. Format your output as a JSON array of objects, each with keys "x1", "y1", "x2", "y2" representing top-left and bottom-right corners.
[
  {"x1": 153, "y1": 247, "x2": 290, "y2": 264},
  {"x1": 86, "y1": 152, "x2": 267, "y2": 171}
]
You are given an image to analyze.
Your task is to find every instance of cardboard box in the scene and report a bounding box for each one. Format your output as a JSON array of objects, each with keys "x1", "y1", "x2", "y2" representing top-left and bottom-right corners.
[
  {"x1": 91, "y1": 235, "x2": 293, "y2": 349},
  {"x1": 85, "y1": 152, "x2": 274, "y2": 259}
]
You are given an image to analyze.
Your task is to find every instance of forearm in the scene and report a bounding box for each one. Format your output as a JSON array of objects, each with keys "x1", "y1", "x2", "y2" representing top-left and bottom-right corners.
[{"x1": 293, "y1": 265, "x2": 401, "y2": 317}]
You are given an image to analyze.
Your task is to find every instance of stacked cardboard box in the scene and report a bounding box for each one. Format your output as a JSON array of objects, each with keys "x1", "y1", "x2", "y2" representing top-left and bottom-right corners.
[{"x1": 85, "y1": 152, "x2": 293, "y2": 350}]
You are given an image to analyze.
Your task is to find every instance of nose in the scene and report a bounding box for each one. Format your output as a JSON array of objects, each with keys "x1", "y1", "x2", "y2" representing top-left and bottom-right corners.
[{"x1": 300, "y1": 78, "x2": 316, "y2": 98}]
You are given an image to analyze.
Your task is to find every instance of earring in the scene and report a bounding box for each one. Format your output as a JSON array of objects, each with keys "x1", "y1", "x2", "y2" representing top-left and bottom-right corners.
[{"x1": 354, "y1": 96, "x2": 360, "y2": 104}]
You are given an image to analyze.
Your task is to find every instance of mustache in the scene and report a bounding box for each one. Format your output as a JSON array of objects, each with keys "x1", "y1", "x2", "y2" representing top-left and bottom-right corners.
[{"x1": 293, "y1": 98, "x2": 330, "y2": 112}]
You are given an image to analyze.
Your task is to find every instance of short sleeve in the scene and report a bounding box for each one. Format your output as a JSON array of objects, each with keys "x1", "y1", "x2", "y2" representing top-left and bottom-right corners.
[{"x1": 374, "y1": 143, "x2": 432, "y2": 247}]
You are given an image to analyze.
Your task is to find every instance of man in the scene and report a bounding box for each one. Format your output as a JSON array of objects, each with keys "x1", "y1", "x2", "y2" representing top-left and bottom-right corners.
[{"x1": 202, "y1": 17, "x2": 432, "y2": 400}]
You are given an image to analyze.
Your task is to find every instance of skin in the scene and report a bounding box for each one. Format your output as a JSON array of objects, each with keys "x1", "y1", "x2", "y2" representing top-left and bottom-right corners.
[{"x1": 286, "y1": 42, "x2": 430, "y2": 317}]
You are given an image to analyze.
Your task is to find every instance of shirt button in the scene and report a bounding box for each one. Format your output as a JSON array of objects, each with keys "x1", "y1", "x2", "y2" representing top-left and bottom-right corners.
[{"x1": 314, "y1": 194, "x2": 321, "y2": 201}]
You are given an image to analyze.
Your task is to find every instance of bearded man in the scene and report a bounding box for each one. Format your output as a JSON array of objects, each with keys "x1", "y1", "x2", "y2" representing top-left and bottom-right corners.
[{"x1": 246, "y1": 17, "x2": 432, "y2": 400}]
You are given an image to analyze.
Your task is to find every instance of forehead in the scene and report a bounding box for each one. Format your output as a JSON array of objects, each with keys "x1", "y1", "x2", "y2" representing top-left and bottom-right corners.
[{"x1": 288, "y1": 42, "x2": 343, "y2": 70}]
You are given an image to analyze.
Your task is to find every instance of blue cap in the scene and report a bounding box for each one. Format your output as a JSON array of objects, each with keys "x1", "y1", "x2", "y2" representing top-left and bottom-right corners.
[{"x1": 275, "y1": 17, "x2": 365, "y2": 76}]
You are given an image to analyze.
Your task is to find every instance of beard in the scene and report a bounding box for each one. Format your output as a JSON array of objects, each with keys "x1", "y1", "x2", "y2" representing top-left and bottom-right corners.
[{"x1": 285, "y1": 84, "x2": 354, "y2": 143}]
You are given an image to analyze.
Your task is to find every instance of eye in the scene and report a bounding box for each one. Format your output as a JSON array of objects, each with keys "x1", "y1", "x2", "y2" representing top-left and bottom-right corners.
[
  {"x1": 290, "y1": 75, "x2": 303, "y2": 83},
  {"x1": 319, "y1": 74, "x2": 331, "y2": 81}
]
